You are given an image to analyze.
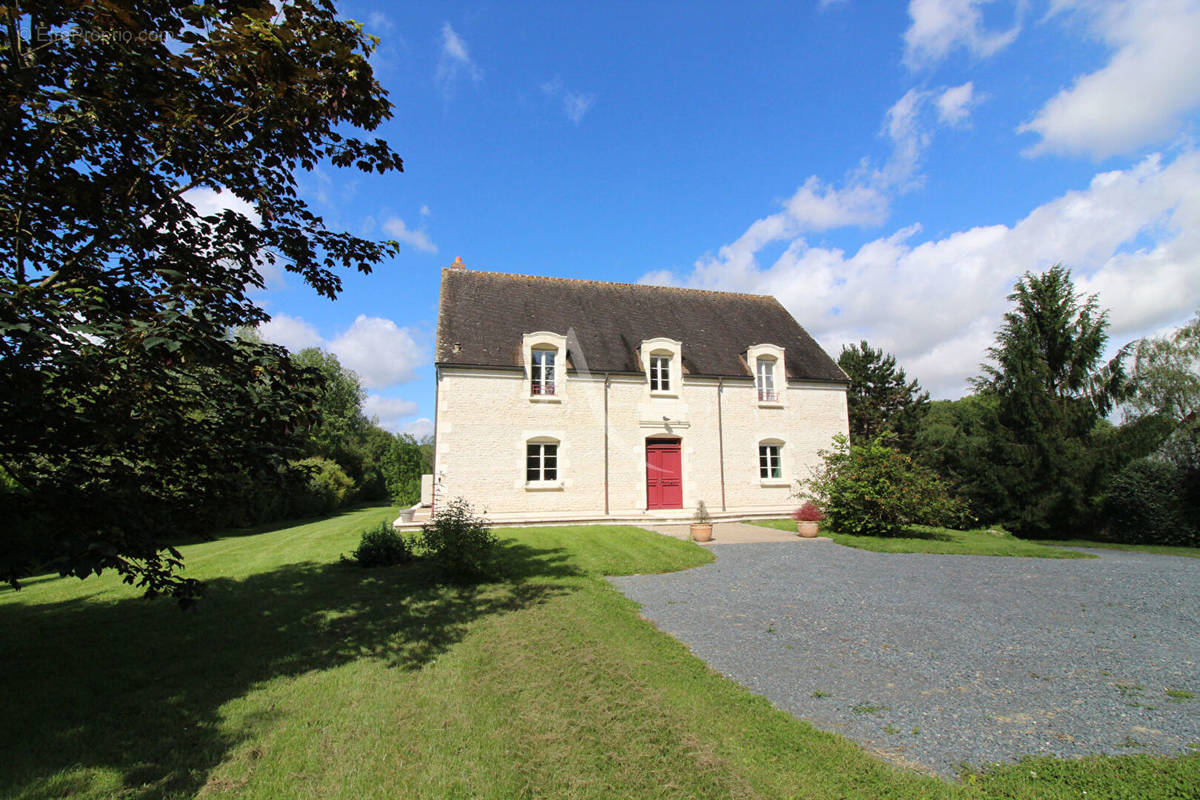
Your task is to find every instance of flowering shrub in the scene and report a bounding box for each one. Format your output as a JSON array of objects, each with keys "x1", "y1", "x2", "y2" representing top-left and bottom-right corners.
[{"x1": 792, "y1": 503, "x2": 824, "y2": 522}]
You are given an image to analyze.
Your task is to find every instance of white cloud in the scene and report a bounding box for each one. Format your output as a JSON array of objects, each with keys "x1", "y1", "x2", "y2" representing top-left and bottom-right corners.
[
  {"x1": 328, "y1": 315, "x2": 425, "y2": 389},
  {"x1": 400, "y1": 418, "x2": 435, "y2": 440},
  {"x1": 903, "y1": 0, "x2": 1022, "y2": 69},
  {"x1": 435, "y1": 22, "x2": 481, "y2": 100},
  {"x1": 184, "y1": 186, "x2": 257, "y2": 221},
  {"x1": 383, "y1": 216, "x2": 438, "y2": 254},
  {"x1": 879, "y1": 88, "x2": 933, "y2": 187},
  {"x1": 257, "y1": 314, "x2": 425, "y2": 390},
  {"x1": 644, "y1": 151, "x2": 1200, "y2": 399},
  {"x1": 542, "y1": 77, "x2": 596, "y2": 124},
  {"x1": 363, "y1": 395, "x2": 421, "y2": 432},
  {"x1": 182, "y1": 187, "x2": 286, "y2": 287},
  {"x1": 687, "y1": 83, "x2": 982, "y2": 287},
  {"x1": 563, "y1": 91, "x2": 596, "y2": 124},
  {"x1": 936, "y1": 81, "x2": 976, "y2": 126},
  {"x1": 366, "y1": 11, "x2": 393, "y2": 32},
  {"x1": 258, "y1": 312, "x2": 323, "y2": 351},
  {"x1": 1020, "y1": 0, "x2": 1200, "y2": 159}
]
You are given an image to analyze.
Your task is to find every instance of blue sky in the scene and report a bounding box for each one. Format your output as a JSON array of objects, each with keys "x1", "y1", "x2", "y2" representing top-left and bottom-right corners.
[{"x1": 246, "y1": 0, "x2": 1200, "y2": 436}]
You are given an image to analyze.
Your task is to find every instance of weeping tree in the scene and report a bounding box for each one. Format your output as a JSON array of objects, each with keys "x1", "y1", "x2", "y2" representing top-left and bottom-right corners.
[
  {"x1": 972, "y1": 265, "x2": 1125, "y2": 536},
  {"x1": 0, "y1": 1, "x2": 402, "y2": 603}
]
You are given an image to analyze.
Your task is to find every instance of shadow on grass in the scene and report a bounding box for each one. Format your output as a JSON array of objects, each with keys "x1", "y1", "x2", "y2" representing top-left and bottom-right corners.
[{"x1": 0, "y1": 540, "x2": 579, "y2": 800}]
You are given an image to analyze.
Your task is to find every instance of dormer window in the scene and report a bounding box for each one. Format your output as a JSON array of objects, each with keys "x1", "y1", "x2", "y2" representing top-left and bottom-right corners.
[
  {"x1": 639, "y1": 338, "x2": 682, "y2": 397},
  {"x1": 747, "y1": 343, "x2": 786, "y2": 407},
  {"x1": 523, "y1": 332, "x2": 567, "y2": 402},
  {"x1": 756, "y1": 357, "x2": 776, "y2": 402},
  {"x1": 531, "y1": 348, "x2": 556, "y2": 396},
  {"x1": 649, "y1": 354, "x2": 671, "y2": 392}
]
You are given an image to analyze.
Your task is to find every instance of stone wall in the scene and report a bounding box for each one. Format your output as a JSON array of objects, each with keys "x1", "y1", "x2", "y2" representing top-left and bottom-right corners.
[{"x1": 434, "y1": 367, "x2": 848, "y2": 516}]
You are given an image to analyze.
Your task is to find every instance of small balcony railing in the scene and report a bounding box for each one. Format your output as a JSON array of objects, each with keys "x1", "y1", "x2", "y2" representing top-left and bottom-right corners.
[
  {"x1": 531, "y1": 382, "x2": 557, "y2": 396},
  {"x1": 758, "y1": 388, "x2": 778, "y2": 402}
]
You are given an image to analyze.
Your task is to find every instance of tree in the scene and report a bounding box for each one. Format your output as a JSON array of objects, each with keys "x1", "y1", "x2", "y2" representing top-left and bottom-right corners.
[
  {"x1": 292, "y1": 348, "x2": 368, "y2": 484},
  {"x1": 972, "y1": 265, "x2": 1124, "y2": 536},
  {"x1": 837, "y1": 341, "x2": 929, "y2": 452},
  {"x1": 1121, "y1": 311, "x2": 1200, "y2": 528},
  {"x1": 382, "y1": 434, "x2": 424, "y2": 506},
  {"x1": 0, "y1": 2, "x2": 403, "y2": 602},
  {"x1": 1124, "y1": 312, "x2": 1200, "y2": 470}
]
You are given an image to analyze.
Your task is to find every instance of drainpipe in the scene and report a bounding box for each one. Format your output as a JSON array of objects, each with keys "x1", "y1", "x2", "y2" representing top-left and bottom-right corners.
[
  {"x1": 431, "y1": 365, "x2": 440, "y2": 514},
  {"x1": 603, "y1": 373, "x2": 610, "y2": 516},
  {"x1": 717, "y1": 377, "x2": 727, "y2": 512}
]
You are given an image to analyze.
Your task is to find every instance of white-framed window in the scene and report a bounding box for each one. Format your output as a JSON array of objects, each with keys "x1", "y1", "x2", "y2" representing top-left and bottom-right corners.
[
  {"x1": 526, "y1": 441, "x2": 558, "y2": 482},
  {"x1": 756, "y1": 357, "x2": 776, "y2": 402},
  {"x1": 531, "y1": 348, "x2": 556, "y2": 396},
  {"x1": 650, "y1": 354, "x2": 671, "y2": 391},
  {"x1": 758, "y1": 443, "x2": 782, "y2": 480}
]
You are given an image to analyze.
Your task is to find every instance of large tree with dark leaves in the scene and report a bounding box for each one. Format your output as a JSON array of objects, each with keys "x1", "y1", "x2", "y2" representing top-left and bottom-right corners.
[
  {"x1": 972, "y1": 265, "x2": 1125, "y2": 537},
  {"x1": 837, "y1": 340, "x2": 929, "y2": 452},
  {"x1": 0, "y1": 2, "x2": 402, "y2": 603}
]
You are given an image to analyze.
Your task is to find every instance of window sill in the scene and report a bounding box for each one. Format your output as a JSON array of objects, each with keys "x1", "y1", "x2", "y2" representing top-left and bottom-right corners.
[
  {"x1": 757, "y1": 401, "x2": 784, "y2": 409},
  {"x1": 528, "y1": 394, "x2": 562, "y2": 403},
  {"x1": 649, "y1": 390, "x2": 679, "y2": 399},
  {"x1": 759, "y1": 479, "x2": 789, "y2": 488},
  {"x1": 525, "y1": 481, "x2": 564, "y2": 491}
]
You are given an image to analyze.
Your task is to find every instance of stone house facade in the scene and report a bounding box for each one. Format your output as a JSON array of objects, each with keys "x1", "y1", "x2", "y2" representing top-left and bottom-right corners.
[{"x1": 430, "y1": 264, "x2": 849, "y2": 521}]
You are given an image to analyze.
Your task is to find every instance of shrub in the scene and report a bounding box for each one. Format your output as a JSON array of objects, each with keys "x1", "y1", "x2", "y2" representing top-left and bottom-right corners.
[
  {"x1": 351, "y1": 522, "x2": 415, "y2": 567},
  {"x1": 693, "y1": 500, "x2": 713, "y2": 524},
  {"x1": 1105, "y1": 458, "x2": 1197, "y2": 546},
  {"x1": 289, "y1": 457, "x2": 356, "y2": 517},
  {"x1": 800, "y1": 434, "x2": 968, "y2": 537},
  {"x1": 419, "y1": 497, "x2": 496, "y2": 581},
  {"x1": 793, "y1": 503, "x2": 824, "y2": 522}
]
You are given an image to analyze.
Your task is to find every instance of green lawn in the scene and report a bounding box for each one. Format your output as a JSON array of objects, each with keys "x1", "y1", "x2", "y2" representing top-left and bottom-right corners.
[
  {"x1": 2, "y1": 505, "x2": 1195, "y2": 799},
  {"x1": 747, "y1": 519, "x2": 1097, "y2": 558},
  {"x1": 1037, "y1": 539, "x2": 1200, "y2": 558}
]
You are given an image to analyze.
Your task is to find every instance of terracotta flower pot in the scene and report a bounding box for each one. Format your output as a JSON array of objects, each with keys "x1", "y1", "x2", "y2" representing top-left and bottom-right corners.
[
  {"x1": 690, "y1": 523, "x2": 713, "y2": 542},
  {"x1": 796, "y1": 521, "x2": 819, "y2": 538}
]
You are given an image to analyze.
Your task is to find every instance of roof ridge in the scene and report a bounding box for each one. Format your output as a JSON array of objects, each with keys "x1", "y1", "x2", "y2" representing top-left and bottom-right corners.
[{"x1": 441, "y1": 267, "x2": 776, "y2": 301}]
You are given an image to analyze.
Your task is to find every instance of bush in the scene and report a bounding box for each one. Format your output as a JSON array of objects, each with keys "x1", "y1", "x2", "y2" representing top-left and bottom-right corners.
[
  {"x1": 350, "y1": 522, "x2": 415, "y2": 567},
  {"x1": 1105, "y1": 458, "x2": 1197, "y2": 546},
  {"x1": 290, "y1": 457, "x2": 356, "y2": 517},
  {"x1": 419, "y1": 497, "x2": 496, "y2": 581},
  {"x1": 800, "y1": 435, "x2": 968, "y2": 537}
]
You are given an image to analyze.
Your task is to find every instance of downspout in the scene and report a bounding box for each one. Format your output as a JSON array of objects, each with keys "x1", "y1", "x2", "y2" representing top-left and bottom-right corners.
[
  {"x1": 717, "y1": 377, "x2": 727, "y2": 512},
  {"x1": 431, "y1": 365, "x2": 440, "y2": 514},
  {"x1": 603, "y1": 373, "x2": 610, "y2": 516}
]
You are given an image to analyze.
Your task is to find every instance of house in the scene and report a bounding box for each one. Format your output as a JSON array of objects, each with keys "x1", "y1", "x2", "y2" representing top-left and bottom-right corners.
[{"x1": 425, "y1": 260, "x2": 849, "y2": 524}]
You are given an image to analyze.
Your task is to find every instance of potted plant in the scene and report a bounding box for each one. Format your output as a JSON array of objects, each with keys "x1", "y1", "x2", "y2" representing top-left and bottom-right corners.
[
  {"x1": 691, "y1": 500, "x2": 713, "y2": 542},
  {"x1": 793, "y1": 503, "x2": 824, "y2": 538}
]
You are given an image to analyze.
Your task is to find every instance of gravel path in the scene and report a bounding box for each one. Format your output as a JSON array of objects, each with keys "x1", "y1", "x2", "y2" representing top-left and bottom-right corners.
[{"x1": 610, "y1": 541, "x2": 1200, "y2": 776}]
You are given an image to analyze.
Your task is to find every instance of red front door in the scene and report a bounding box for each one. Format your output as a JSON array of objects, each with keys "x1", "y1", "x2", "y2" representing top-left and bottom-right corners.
[{"x1": 646, "y1": 439, "x2": 683, "y2": 510}]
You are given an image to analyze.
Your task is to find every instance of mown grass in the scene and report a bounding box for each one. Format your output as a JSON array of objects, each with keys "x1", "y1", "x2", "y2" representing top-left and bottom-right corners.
[
  {"x1": 2, "y1": 505, "x2": 1195, "y2": 799},
  {"x1": 1037, "y1": 539, "x2": 1200, "y2": 558},
  {"x1": 747, "y1": 519, "x2": 1094, "y2": 558}
]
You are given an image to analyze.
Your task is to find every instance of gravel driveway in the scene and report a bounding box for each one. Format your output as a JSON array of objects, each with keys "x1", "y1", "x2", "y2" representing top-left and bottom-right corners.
[{"x1": 610, "y1": 540, "x2": 1200, "y2": 776}]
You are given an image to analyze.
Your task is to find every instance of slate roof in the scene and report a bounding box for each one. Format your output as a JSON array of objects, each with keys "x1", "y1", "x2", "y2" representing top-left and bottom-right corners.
[{"x1": 435, "y1": 268, "x2": 847, "y2": 383}]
